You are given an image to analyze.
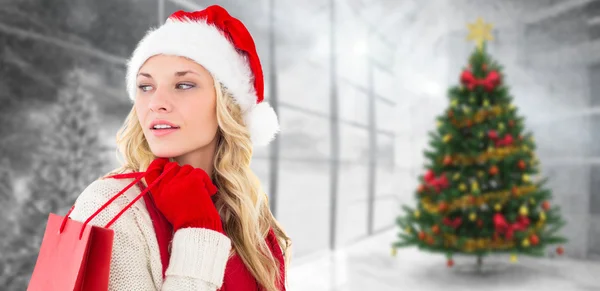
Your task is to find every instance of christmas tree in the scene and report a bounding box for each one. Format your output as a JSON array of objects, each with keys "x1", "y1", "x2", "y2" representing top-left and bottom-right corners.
[
  {"x1": 7, "y1": 69, "x2": 110, "y2": 288},
  {"x1": 0, "y1": 157, "x2": 17, "y2": 286},
  {"x1": 0, "y1": 157, "x2": 15, "y2": 212},
  {"x1": 392, "y1": 18, "x2": 567, "y2": 268}
]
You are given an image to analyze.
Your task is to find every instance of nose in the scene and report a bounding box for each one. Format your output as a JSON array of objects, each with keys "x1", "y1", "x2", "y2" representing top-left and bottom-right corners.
[{"x1": 148, "y1": 87, "x2": 172, "y2": 113}]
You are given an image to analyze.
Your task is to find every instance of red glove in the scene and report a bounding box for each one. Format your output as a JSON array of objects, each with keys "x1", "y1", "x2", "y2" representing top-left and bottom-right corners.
[{"x1": 144, "y1": 158, "x2": 223, "y2": 233}]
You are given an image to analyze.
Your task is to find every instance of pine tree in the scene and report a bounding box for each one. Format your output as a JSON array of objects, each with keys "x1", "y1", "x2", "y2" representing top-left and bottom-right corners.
[
  {"x1": 0, "y1": 157, "x2": 14, "y2": 213},
  {"x1": 392, "y1": 19, "x2": 567, "y2": 269},
  {"x1": 0, "y1": 158, "x2": 17, "y2": 287},
  {"x1": 8, "y1": 69, "x2": 110, "y2": 288}
]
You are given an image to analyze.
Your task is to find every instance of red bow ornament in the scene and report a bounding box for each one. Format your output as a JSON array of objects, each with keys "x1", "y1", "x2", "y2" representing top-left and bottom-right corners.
[
  {"x1": 494, "y1": 134, "x2": 514, "y2": 147},
  {"x1": 460, "y1": 70, "x2": 501, "y2": 92},
  {"x1": 493, "y1": 213, "x2": 530, "y2": 240},
  {"x1": 443, "y1": 217, "x2": 462, "y2": 229},
  {"x1": 424, "y1": 170, "x2": 449, "y2": 192}
]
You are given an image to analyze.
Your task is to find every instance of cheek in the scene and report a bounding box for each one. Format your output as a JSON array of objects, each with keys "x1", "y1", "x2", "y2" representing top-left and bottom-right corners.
[{"x1": 187, "y1": 97, "x2": 218, "y2": 132}]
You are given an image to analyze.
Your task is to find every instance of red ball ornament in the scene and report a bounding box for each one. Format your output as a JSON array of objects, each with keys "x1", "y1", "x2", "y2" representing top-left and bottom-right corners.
[
  {"x1": 489, "y1": 165, "x2": 499, "y2": 175},
  {"x1": 482, "y1": 63, "x2": 488, "y2": 71},
  {"x1": 511, "y1": 186, "x2": 520, "y2": 197},
  {"x1": 517, "y1": 160, "x2": 526, "y2": 170},
  {"x1": 467, "y1": 195, "x2": 475, "y2": 204},
  {"x1": 418, "y1": 231, "x2": 426, "y2": 241},
  {"x1": 542, "y1": 201, "x2": 551, "y2": 211},
  {"x1": 447, "y1": 259, "x2": 454, "y2": 267},
  {"x1": 443, "y1": 155, "x2": 452, "y2": 166},
  {"x1": 508, "y1": 120, "x2": 515, "y2": 127},
  {"x1": 432, "y1": 224, "x2": 440, "y2": 235},
  {"x1": 556, "y1": 246, "x2": 564, "y2": 255},
  {"x1": 530, "y1": 234, "x2": 539, "y2": 246},
  {"x1": 488, "y1": 130, "x2": 498, "y2": 139},
  {"x1": 426, "y1": 236, "x2": 435, "y2": 245},
  {"x1": 424, "y1": 169, "x2": 435, "y2": 181},
  {"x1": 417, "y1": 184, "x2": 426, "y2": 193},
  {"x1": 438, "y1": 202, "x2": 449, "y2": 213}
]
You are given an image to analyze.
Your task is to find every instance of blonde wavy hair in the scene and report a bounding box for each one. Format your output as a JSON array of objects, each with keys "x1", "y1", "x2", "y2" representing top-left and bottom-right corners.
[{"x1": 106, "y1": 78, "x2": 291, "y2": 291}]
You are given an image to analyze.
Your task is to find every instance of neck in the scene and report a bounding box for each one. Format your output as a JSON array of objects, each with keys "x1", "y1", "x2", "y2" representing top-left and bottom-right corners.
[{"x1": 173, "y1": 135, "x2": 218, "y2": 178}]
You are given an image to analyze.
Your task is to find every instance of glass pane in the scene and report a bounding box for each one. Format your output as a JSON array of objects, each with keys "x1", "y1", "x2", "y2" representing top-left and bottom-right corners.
[
  {"x1": 277, "y1": 63, "x2": 330, "y2": 116},
  {"x1": 277, "y1": 160, "x2": 330, "y2": 256},
  {"x1": 336, "y1": 200, "x2": 368, "y2": 245},
  {"x1": 373, "y1": 67, "x2": 394, "y2": 101},
  {"x1": 374, "y1": 197, "x2": 396, "y2": 231},
  {"x1": 339, "y1": 124, "x2": 368, "y2": 164},
  {"x1": 278, "y1": 107, "x2": 331, "y2": 160},
  {"x1": 338, "y1": 86, "x2": 368, "y2": 126}
]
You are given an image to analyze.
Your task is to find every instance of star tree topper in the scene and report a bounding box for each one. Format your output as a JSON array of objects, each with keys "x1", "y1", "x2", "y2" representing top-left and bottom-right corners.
[{"x1": 466, "y1": 17, "x2": 494, "y2": 50}]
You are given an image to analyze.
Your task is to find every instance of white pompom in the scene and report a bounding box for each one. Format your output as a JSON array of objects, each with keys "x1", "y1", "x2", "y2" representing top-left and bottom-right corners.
[{"x1": 244, "y1": 101, "x2": 280, "y2": 146}]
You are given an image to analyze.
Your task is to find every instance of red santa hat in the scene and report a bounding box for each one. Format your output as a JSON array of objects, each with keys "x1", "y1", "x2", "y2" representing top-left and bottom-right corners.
[{"x1": 125, "y1": 5, "x2": 279, "y2": 146}]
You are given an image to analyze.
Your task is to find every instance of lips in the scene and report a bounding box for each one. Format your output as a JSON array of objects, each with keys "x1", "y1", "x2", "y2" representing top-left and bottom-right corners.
[
  {"x1": 151, "y1": 127, "x2": 179, "y2": 137},
  {"x1": 149, "y1": 119, "x2": 180, "y2": 130}
]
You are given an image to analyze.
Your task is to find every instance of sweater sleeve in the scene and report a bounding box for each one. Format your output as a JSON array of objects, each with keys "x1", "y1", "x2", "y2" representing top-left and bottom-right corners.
[{"x1": 69, "y1": 179, "x2": 231, "y2": 291}]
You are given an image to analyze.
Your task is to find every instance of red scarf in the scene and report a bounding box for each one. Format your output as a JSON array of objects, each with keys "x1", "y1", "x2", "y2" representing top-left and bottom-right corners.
[{"x1": 137, "y1": 182, "x2": 286, "y2": 291}]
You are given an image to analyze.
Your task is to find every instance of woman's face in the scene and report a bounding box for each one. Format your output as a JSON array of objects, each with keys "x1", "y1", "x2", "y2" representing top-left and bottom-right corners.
[{"x1": 135, "y1": 55, "x2": 219, "y2": 159}]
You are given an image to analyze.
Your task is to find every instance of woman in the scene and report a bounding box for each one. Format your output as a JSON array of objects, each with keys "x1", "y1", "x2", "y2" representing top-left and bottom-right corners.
[{"x1": 69, "y1": 5, "x2": 290, "y2": 291}]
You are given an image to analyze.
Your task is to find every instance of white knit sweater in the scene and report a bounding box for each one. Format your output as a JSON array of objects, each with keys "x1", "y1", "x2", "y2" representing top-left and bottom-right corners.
[{"x1": 68, "y1": 176, "x2": 232, "y2": 291}]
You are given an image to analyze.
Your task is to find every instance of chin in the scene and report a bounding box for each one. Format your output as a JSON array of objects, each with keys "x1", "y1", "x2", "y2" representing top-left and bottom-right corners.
[{"x1": 149, "y1": 146, "x2": 186, "y2": 159}]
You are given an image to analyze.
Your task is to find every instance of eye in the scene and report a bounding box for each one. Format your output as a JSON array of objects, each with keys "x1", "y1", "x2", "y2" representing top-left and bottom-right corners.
[
  {"x1": 138, "y1": 85, "x2": 153, "y2": 92},
  {"x1": 177, "y1": 83, "x2": 195, "y2": 90}
]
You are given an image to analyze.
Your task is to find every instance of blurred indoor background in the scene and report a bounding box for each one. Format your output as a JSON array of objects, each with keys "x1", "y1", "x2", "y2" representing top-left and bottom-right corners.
[{"x1": 1, "y1": 0, "x2": 599, "y2": 290}]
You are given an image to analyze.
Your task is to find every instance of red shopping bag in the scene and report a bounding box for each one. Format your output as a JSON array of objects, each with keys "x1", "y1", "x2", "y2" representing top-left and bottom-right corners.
[{"x1": 27, "y1": 169, "x2": 173, "y2": 291}]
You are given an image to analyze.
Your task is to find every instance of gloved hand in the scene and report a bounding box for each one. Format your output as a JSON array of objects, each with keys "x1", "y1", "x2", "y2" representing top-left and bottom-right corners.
[{"x1": 144, "y1": 158, "x2": 223, "y2": 233}]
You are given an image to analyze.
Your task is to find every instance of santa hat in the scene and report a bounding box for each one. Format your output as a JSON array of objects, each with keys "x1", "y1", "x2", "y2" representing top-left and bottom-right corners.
[{"x1": 125, "y1": 5, "x2": 279, "y2": 146}]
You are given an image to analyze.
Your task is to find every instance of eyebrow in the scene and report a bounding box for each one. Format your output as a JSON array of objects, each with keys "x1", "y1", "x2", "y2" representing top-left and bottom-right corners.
[{"x1": 137, "y1": 70, "x2": 201, "y2": 78}]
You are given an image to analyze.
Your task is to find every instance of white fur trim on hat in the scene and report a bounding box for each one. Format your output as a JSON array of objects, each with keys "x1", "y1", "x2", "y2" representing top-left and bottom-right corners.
[{"x1": 125, "y1": 18, "x2": 279, "y2": 146}]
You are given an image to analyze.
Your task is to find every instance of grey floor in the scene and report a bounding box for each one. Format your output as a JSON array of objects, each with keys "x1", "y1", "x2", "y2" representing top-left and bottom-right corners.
[{"x1": 288, "y1": 230, "x2": 600, "y2": 291}]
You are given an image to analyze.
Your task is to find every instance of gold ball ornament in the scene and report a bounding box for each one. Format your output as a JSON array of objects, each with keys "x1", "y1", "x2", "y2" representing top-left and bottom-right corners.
[
  {"x1": 469, "y1": 95, "x2": 476, "y2": 104},
  {"x1": 471, "y1": 182, "x2": 479, "y2": 191},
  {"x1": 414, "y1": 210, "x2": 421, "y2": 218},
  {"x1": 494, "y1": 203, "x2": 502, "y2": 212},
  {"x1": 529, "y1": 198, "x2": 536, "y2": 205},
  {"x1": 509, "y1": 104, "x2": 515, "y2": 111},
  {"x1": 463, "y1": 106, "x2": 471, "y2": 114},
  {"x1": 510, "y1": 254, "x2": 518, "y2": 263},
  {"x1": 469, "y1": 212, "x2": 477, "y2": 221},
  {"x1": 522, "y1": 145, "x2": 530, "y2": 152},
  {"x1": 498, "y1": 123, "x2": 505, "y2": 130},
  {"x1": 437, "y1": 121, "x2": 442, "y2": 128},
  {"x1": 443, "y1": 134, "x2": 452, "y2": 143},
  {"x1": 539, "y1": 211, "x2": 546, "y2": 221},
  {"x1": 519, "y1": 205, "x2": 529, "y2": 216},
  {"x1": 459, "y1": 183, "x2": 467, "y2": 192},
  {"x1": 451, "y1": 99, "x2": 458, "y2": 107},
  {"x1": 478, "y1": 131, "x2": 484, "y2": 138},
  {"x1": 522, "y1": 239, "x2": 530, "y2": 247},
  {"x1": 522, "y1": 174, "x2": 530, "y2": 182},
  {"x1": 404, "y1": 227, "x2": 411, "y2": 234},
  {"x1": 453, "y1": 173, "x2": 461, "y2": 180},
  {"x1": 483, "y1": 99, "x2": 490, "y2": 107},
  {"x1": 477, "y1": 171, "x2": 485, "y2": 177}
]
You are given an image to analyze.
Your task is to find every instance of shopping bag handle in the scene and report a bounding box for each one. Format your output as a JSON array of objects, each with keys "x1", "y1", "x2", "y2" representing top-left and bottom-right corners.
[{"x1": 59, "y1": 166, "x2": 175, "y2": 240}]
